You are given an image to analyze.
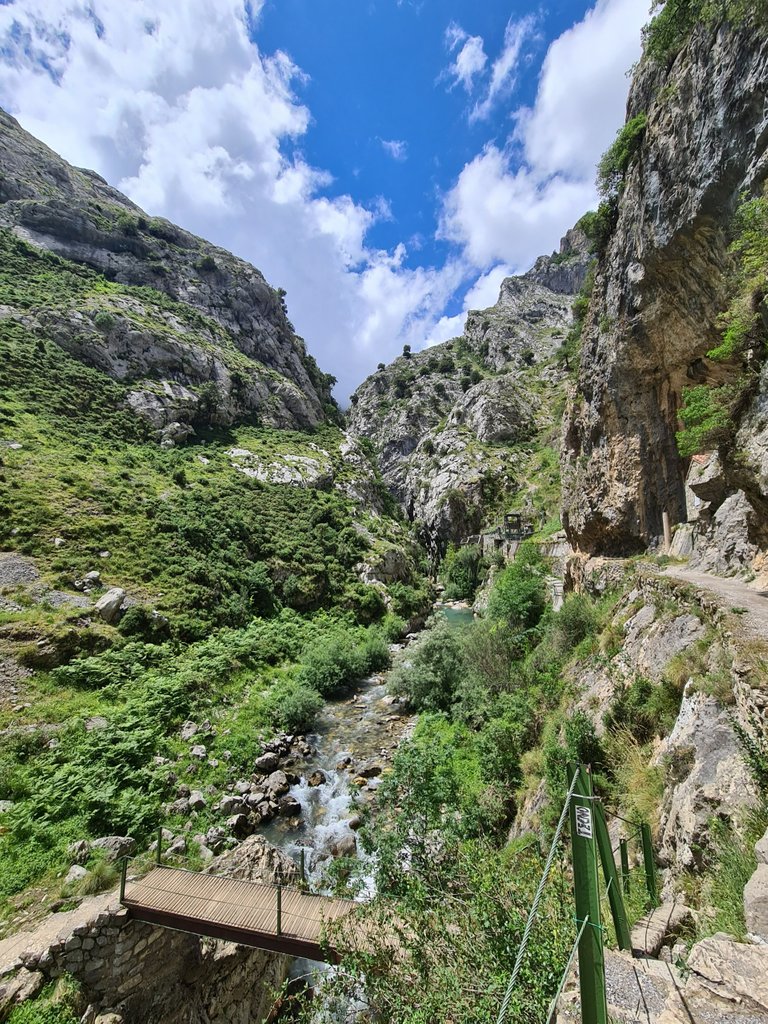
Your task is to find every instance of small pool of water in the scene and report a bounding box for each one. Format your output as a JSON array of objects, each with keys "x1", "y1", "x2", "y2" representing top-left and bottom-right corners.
[{"x1": 434, "y1": 602, "x2": 475, "y2": 628}]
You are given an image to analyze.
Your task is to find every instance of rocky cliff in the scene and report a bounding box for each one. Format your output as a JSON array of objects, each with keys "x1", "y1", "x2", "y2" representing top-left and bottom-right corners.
[
  {"x1": 348, "y1": 229, "x2": 592, "y2": 552},
  {"x1": 0, "y1": 109, "x2": 335, "y2": 441},
  {"x1": 561, "y1": 20, "x2": 768, "y2": 568}
]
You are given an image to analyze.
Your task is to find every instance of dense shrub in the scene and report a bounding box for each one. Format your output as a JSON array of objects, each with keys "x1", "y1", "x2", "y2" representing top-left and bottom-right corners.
[
  {"x1": 597, "y1": 114, "x2": 648, "y2": 199},
  {"x1": 297, "y1": 626, "x2": 389, "y2": 697},
  {"x1": 486, "y1": 542, "x2": 547, "y2": 633},
  {"x1": 643, "y1": 0, "x2": 767, "y2": 63},
  {"x1": 440, "y1": 544, "x2": 487, "y2": 600},
  {"x1": 263, "y1": 679, "x2": 323, "y2": 733},
  {"x1": 388, "y1": 621, "x2": 463, "y2": 712}
]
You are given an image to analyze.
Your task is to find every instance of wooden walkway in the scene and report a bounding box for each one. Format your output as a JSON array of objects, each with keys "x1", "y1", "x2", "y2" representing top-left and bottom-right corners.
[{"x1": 122, "y1": 866, "x2": 357, "y2": 961}]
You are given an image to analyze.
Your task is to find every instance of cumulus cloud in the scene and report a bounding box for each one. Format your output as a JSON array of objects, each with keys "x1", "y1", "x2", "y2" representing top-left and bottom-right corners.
[
  {"x1": 380, "y1": 138, "x2": 408, "y2": 161},
  {"x1": 424, "y1": 263, "x2": 514, "y2": 348},
  {"x1": 0, "y1": 0, "x2": 451, "y2": 399},
  {"x1": 441, "y1": 0, "x2": 647, "y2": 271},
  {"x1": 0, "y1": 0, "x2": 648, "y2": 397},
  {"x1": 443, "y1": 23, "x2": 487, "y2": 93}
]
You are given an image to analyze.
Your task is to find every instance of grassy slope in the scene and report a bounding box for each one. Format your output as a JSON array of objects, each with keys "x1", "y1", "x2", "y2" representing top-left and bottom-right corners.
[{"x1": 0, "y1": 229, "x2": 429, "y2": 932}]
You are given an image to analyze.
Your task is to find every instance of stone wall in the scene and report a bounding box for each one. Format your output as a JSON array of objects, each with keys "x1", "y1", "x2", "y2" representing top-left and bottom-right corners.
[{"x1": 0, "y1": 837, "x2": 295, "y2": 1023}]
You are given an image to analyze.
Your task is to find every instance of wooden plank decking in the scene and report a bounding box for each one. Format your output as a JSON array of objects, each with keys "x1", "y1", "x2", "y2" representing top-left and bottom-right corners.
[{"x1": 122, "y1": 866, "x2": 357, "y2": 961}]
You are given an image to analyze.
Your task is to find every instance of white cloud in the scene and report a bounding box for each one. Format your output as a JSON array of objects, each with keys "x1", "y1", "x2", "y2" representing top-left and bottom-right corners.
[
  {"x1": 424, "y1": 263, "x2": 514, "y2": 348},
  {"x1": 0, "y1": 0, "x2": 648, "y2": 399},
  {"x1": 470, "y1": 15, "x2": 534, "y2": 122},
  {"x1": 443, "y1": 23, "x2": 487, "y2": 93},
  {"x1": 380, "y1": 138, "x2": 408, "y2": 161},
  {"x1": 0, "y1": 0, "x2": 453, "y2": 399},
  {"x1": 441, "y1": 0, "x2": 647, "y2": 270}
]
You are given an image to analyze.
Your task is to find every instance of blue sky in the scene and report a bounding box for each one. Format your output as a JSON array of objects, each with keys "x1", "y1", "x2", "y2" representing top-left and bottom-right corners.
[{"x1": 0, "y1": 0, "x2": 648, "y2": 398}]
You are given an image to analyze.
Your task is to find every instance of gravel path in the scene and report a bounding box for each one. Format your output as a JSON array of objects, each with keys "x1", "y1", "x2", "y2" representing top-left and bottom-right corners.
[{"x1": 662, "y1": 566, "x2": 768, "y2": 641}]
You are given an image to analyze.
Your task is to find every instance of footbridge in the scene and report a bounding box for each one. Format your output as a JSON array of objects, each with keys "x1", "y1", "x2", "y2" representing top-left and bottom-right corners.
[{"x1": 120, "y1": 865, "x2": 357, "y2": 961}]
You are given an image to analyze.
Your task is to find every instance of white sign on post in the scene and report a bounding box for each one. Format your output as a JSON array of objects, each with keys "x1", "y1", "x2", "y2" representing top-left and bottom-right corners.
[{"x1": 575, "y1": 805, "x2": 593, "y2": 839}]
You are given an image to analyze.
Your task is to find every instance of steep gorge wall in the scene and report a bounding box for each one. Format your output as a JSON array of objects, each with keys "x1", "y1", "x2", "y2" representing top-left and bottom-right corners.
[{"x1": 562, "y1": 23, "x2": 768, "y2": 556}]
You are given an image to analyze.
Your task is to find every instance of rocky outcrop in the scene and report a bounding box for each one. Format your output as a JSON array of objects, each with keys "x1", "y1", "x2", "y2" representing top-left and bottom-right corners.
[
  {"x1": 348, "y1": 229, "x2": 591, "y2": 547},
  {"x1": 562, "y1": 24, "x2": 768, "y2": 559},
  {"x1": 0, "y1": 109, "x2": 336, "y2": 436}
]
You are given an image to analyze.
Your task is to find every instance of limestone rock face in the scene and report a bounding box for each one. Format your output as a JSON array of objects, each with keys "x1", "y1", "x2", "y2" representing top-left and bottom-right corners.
[
  {"x1": 655, "y1": 689, "x2": 755, "y2": 870},
  {"x1": 0, "y1": 109, "x2": 334, "y2": 435},
  {"x1": 562, "y1": 24, "x2": 768, "y2": 557},
  {"x1": 348, "y1": 228, "x2": 591, "y2": 546}
]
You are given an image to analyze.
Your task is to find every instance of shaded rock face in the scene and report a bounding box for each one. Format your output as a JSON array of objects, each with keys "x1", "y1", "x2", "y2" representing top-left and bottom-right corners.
[
  {"x1": 0, "y1": 109, "x2": 334, "y2": 436},
  {"x1": 348, "y1": 229, "x2": 591, "y2": 547},
  {"x1": 562, "y1": 25, "x2": 768, "y2": 556}
]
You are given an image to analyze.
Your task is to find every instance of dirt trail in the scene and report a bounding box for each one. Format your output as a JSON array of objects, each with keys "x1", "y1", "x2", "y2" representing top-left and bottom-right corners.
[{"x1": 662, "y1": 566, "x2": 768, "y2": 641}]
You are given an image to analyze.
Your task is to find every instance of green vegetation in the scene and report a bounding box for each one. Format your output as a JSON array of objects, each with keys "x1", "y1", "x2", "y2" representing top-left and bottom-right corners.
[
  {"x1": 0, "y1": 226, "x2": 430, "y2": 927},
  {"x1": 7, "y1": 979, "x2": 81, "y2": 1024},
  {"x1": 597, "y1": 113, "x2": 648, "y2": 200},
  {"x1": 676, "y1": 188, "x2": 767, "y2": 456},
  {"x1": 643, "y1": 0, "x2": 768, "y2": 63},
  {"x1": 557, "y1": 262, "x2": 596, "y2": 369},
  {"x1": 439, "y1": 543, "x2": 488, "y2": 600}
]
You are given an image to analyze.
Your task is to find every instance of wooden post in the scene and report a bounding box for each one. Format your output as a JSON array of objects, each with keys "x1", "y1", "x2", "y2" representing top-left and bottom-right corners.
[
  {"x1": 276, "y1": 883, "x2": 282, "y2": 936},
  {"x1": 119, "y1": 857, "x2": 128, "y2": 904},
  {"x1": 300, "y1": 847, "x2": 306, "y2": 885},
  {"x1": 620, "y1": 839, "x2": 630, "y2": 895},
  {"x1": 662, "y1": 511, "x2": 672, "y2": 553},
  {"x1": 569, "y1": 765, "x2": 608, "y2": 1024},
  {"x1": 641, "y1": 823, "x2": 658, "y2": 906},
  {"x1": 593, "y1": 801, "x2": 632, "y2": 952}
]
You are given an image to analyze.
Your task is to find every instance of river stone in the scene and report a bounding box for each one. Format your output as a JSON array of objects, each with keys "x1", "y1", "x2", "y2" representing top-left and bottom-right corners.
[
  {"x1": 356, "y1": 763, "x2": 383, "y2": 779},
  {"x1": 227, "y1": 814, "x2": 253, "y2": 839},
  {"x1": 278, "y1": 795, "x2": 302, "y2": 817},
  {"x1": 308, "y1": 770, "x2": 326, "y2": 787},
  {"x1": 219, "y1": 795, "x2": 245, "y2": 815},
  {"x1": 210, "y1": 834, "x2": 299, "y2": 885},
  {"x1": 254, "y1": 752, "x2": 279, "y2": 773},
  {"x1": 265, "y1": 770, "x2": 289, "y2": 796},
  {"x1": 331, "y1": 834, "x2": 357, "y2": 858}
]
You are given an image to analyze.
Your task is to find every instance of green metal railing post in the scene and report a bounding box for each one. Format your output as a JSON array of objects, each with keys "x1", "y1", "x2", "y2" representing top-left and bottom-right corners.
[
  {"x1": 276, "y1": 883, "x2": 282, "y2": 936},
  {"x1": 569, "y1": 764, "x2": 608, "y2": 1024},
  {"x1": 156, "y1": 825, "x2": 163, "y2": 866},
  {"x1": 640, "y1": 823, "x2": 658, "y2": 906},
  {"x1": 593, "y1": 800, "x2": 632, "y2": 951},
  {"x1": 300, "y1": 848, "x2": 306, "y2": 886},
  {"x1": 119, "y1": 857, "x2": 128, "y2": 904},
  {"x1": 619, "y1": 839, "x2": 630, "y2": 895}
]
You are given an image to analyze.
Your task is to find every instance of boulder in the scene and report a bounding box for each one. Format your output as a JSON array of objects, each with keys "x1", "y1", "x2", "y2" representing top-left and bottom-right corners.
[
  {"x1": 744, "y1": 863, "x2": 768, "y2": 941},
  {"x1": 220, "y1": 795, "x2": 245, "y2": 815},
  {"x1": 68, "y1": 839, "x2": 91, "y2": 864},
  {"x1": 0, "y1": 969, "x2": 45, "y2": 1019},
  {"x1": 265, "y1": 770, "x2": 290, "y2": 797},
  {"x1": 211, "y1": 834, "x2": 299, "y2": 885},
  {"x1": 278, "y1": 795, "x2": 302, "y2": 817},
  {"x1": 91, "y1": 836, "x2": 136, "y2": 862},
  {"x1": 227, "y1": 813, "x2": 254, "y2": 839},
  {"x1": 254, "y1": 751, "x2": 279, "y2": 773},
  {"x1": 756, "y1": 827, "x2": 768, "y2": 866},
  {"x1": 685, "y1": 935, "x2": 768, "y2": 1013},
  {"x1": 94, "y1": 587, "x2": 126, "y2": 624},
  {"x1": 331, "y1": 833, "x2": 357, "y2": 858},
  {"x1": 65, "y1": 864, "x2": 88, "y2": 885},
  {"x1": 356, "y1": 763, "x2": 383, "y2": 779},
  {"x1": 631, "y1": 903, "x2": 692, "y2": 957},
  {"x1": 188, "y1": 790, "x2": 207, "y2": 811},
  {"x1": 307, "y1": 770, "x2": 326, "y2": 787},
  {"x1": 655, "y1": 689, "x2": 756, "y2": 869},
  {"x1": 179, "y1": 721, "x2": 198, "y2": 741},
  {"x1": 189, "y1": 744, "x2": 207, "y2": 759}
]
